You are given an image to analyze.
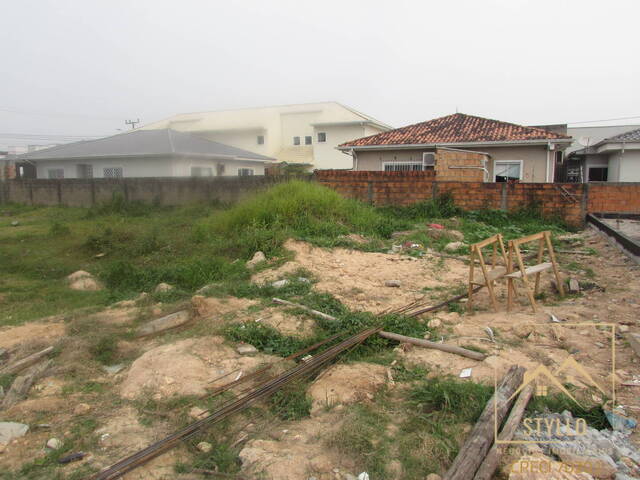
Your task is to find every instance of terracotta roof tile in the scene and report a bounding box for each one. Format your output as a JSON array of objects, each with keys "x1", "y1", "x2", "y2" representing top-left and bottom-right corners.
[{"x1": 340, "y1": 113, "x2": 570, "y2": 148}]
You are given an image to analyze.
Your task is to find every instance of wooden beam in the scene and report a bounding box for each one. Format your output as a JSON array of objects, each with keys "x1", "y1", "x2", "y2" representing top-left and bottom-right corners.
[
  {"x1": 443, "y1": 365, "x2": 525, "y2": 480},
  {"x1": 473, "y1": 384, "x2": 534, "y2": 480},
  {"x1": 2, "y1": 359, "x2": 52, "y2": 409},
  {"x1": 272, "y1": 298, "x2": 337, "y2": 322},
  {"x1": 0, "y1": 346, "x2": 54, "y2": 375},
  {"x1": 378, "y1": 331, "x2": 486, "y2": 361}
]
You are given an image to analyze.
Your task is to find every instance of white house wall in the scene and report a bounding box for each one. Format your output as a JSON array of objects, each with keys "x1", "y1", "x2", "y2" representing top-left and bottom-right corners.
[
  {"x1": 140, "y1": 102, "x2": 389, "y2": 170},
  {"x1": 35, "y1": 156, "x2": 174, "y2": 179},
  {"x1": 616, "y1": 150, "x2": 640, "y2": 181},
  {"x1": 34, "y1": 156, "x2": 265, "y2": 179}
]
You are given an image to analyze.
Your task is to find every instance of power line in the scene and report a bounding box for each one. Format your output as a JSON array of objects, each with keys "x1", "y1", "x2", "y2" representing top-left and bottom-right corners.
[{"x1": 567, "y1": 115, "x2": 640, "y2": 125}]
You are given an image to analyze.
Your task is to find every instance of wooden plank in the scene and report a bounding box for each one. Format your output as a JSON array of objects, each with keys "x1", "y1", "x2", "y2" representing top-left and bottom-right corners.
[
  {"x1": 473, "y1": 234, "x2": 502, "y2": 250},
  {"x1": 473, "y1": 384, "x2": 534, "y2": 480},
  {"x1": 510, "y1": 231, "x2": 547, "y2": 246},
  {"x1": 443, "y1": 365, "x2": 526, "y2": 480},
  {"x1": 1, "y1": 359, "x2": 52, "y2": 409},
  {"x1": 471, "y1": 266, "x2": 507, "y2": 285},
  {"x1": 0, "y1": 346, "x2": 54, "y2": 375},
  {"x1": 505, "y1": 262, "x2": 552, "y2": 278},
  {"x1": 378, "y1": 331, "x2": 486, "y2": 361}
]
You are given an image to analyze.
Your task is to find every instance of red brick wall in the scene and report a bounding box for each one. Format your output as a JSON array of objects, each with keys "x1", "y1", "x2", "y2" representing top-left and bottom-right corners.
[{"x1": 315, "y1": 170, "x2": 640, "y2": 227}]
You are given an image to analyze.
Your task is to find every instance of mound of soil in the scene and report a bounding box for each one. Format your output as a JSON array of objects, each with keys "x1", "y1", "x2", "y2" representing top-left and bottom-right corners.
[{"x1": 120, "y1": 336, "x2": 278, "y2": 399}]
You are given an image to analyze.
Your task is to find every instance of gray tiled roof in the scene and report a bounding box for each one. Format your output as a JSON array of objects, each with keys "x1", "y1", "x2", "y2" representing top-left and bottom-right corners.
[
  {"x1": 17, "y1": 129, "x2": 274, "y2": 162},
  {"x1": 602, "y1": 127, "x2": 640, "y2": 143}
]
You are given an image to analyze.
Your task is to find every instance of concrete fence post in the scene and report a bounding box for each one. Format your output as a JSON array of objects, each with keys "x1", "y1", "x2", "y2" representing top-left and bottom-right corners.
[
  {"x1": 582, "y1": 183, "x2": 589, "y2": 221},
  {"x1": 432, "y1": 181, "x2": 439, "y2": 199},
  {"x1": 500, "y1": 183, "x2": 508, "y2": 211},
  {"x1": 367, "y1": 181, "x2": 374, "y2": 204}
]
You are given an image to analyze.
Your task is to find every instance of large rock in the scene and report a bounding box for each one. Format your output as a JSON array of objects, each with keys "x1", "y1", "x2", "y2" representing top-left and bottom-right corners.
[
  {"x1": 552, "y1": 446, "x2": 618, "y2": 478},
  {"x1": 0, "y1": 422, "x2": 29, "y2": 444},
  {"x1": 135, "y1": 310, "x2": 191, "y2": 337},
  {"x1": 66, "y1": 270, "x2": 103, "y2": 291},
  {"x1": 246, "y1": 251, "x2": 266, "y2": 269},
  {"x1": 154, "y1": 282, "x2": 174, "y2": 293},
  {"x1": 444, "y1": 241, "x2": 465, "y2": 252}
]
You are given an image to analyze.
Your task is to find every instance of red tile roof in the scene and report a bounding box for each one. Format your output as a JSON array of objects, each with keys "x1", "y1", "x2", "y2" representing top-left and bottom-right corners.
[{"x1": 340, "y1": 113, "x2": 570, "y2": 148}]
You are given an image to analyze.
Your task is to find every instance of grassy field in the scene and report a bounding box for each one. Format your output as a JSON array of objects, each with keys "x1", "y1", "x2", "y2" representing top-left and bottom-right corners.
[{"x1": 0, "y1": 180, "x2": 569, "y2": 327}]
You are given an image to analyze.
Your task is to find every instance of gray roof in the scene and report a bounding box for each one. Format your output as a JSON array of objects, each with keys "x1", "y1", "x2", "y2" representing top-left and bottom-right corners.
[
  {"x1": 600, "y1": 127, "x2": 640, "y2": 144},
  {"x1": 16, "y1": 129, "x2": 275, "y2": 162}
]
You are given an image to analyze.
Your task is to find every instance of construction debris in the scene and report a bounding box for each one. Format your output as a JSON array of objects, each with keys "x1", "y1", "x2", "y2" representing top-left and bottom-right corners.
[
  {"x1": 2, "y1": 359, "x2": 52, "y2": 409},
  {"x1": 443, "y1": 365, "x2": 525, "y2": 480},
  {"x1": 0, "y1": 346, "x2": 54, "y2": 375},
  {"x1": 272, "y1": 298, "x2": 336, "y2": 322},
  {"x1": 134, "y1": 310, "x2": 191, "y2": 337}
]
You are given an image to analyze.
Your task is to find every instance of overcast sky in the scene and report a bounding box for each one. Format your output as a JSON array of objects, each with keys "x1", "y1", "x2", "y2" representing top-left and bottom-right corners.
[{"x1": 1, "y1": 0, "x2": 639, "y2": 146}]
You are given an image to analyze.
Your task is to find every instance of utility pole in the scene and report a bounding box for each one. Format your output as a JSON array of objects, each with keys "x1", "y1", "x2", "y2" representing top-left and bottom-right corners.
[{"x1": 125, "y1": 119, "x2": 140, "y2": 129}]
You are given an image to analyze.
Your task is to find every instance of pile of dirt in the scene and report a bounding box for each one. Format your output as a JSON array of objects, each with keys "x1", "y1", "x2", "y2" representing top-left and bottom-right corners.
[
  {"x1": 191, "y1": 295, "x2": 257, "y2": 318},
  {"x1": 307, "y1": 362, "x2": 389, "y2": 415},
  {"x1": 120, "y1": 336, "x2": 278, "y2": 399},
  {"x1": 239, "y1": 412, "x2": 348, "y2": 480},
  {"x1": 0, "y1": 321, "x2": 65, "y2": 351},
  {"x1": 253, "y1": 239, "x2": 467, "y2": 314}
]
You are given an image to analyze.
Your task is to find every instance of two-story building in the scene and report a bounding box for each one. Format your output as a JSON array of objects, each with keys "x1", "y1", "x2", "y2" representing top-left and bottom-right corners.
[{"x1": 140, "y1": 102, "x2": 391, "y2": 170}]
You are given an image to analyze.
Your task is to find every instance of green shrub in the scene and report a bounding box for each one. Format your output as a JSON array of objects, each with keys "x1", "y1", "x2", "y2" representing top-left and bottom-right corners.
[
  {"x1": 527, "y1": 393, "x2": 608, "y2": 429},
  {"x1": 269, "y1": 384, "x2": 312, "y2": 420},
  {"x1": 49, "y1": 221, "x2": 70, "y2": 236},
  {"x1": 88, "y1": 335, "x2": 118, "y2": 365}
]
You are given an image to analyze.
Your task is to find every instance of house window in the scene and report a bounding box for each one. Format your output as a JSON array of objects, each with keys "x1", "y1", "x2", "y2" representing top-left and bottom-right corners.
[
  {"x1": 494, "y1": 160, "x2": 522, "y2": 182},
  {"x1": 383, "y1": 162, "x2": 424, "y2": 172},
  {"x1": 191, "y1": 166, "x2": 213, "y2": 177},
  {"x1": 103, "y1": 167, "x2": 123, "y2": 178},
  {"x1": 257, "y1": 135, "x2": 265, "y2": 145},
  {"x1": 305, "y1": 136, "x2": 312, "y2": 145},
  {"x1": 217, "y1": 163, "x2": 226, "y2": 176},
  {"x1": 77, "y1": 164, "x2": 93, "y2": 178},
  {"x1": 48, "y1": 168, "x2": 64, "y2": 179},
  {"x1": 293, "y1": 136, "x2": 301, "y2": 146},
  {"x1": 317, "y1": 132, "x2": 327, "y2": 143},
  {"x1": 238, "y1": 168, "x2": 254, "y2": 176},
  {"x1": 555, "y1": 151, "x2": 564, "y2": 164},
  {"x1": 588, "y1": 166, "x2": 608, "y2": 182}
]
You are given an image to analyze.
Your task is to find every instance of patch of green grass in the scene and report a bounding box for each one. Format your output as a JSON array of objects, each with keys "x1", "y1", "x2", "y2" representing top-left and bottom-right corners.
[
  {"x1": 88, "y1": 335, "x2": 119, "y2": 365},
  {"x1": 527, "y1": 393, "x2": 608, "y2": 429},
  {"x1": 409, "y1": 376, "x2": 494, "y2": 424},
  {"x1": 327, "y1": 404, "x2": 391, "y2": 479},
  {"x1": 269, "y1": 383, "x2": 313, "y2": 421},
  {"x1": 175, "y1": 442, "x2": 241, "y2": 475}
]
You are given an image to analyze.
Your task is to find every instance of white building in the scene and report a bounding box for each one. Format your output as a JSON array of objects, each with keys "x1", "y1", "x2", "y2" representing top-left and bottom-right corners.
[
  {"x1": 566, "y1": 127, "x2": 640, "y2": 182},
  {"x1": 140, "y1": 102, "x2": 392, "y2": 170},
  {"x1": 16, "y1": 129, "x2": 275, "y2": 179}
]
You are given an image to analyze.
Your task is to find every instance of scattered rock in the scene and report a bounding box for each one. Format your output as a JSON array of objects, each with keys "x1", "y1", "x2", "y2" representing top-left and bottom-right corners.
[
  {"x1": 271, "y1": 279, "x2": 289, "y2": 289},
  {"x1": 246, "y1": 251, "x2": 266, "y2": 269},
  {"x1": 135, "y1": 310, "x2": 191, "y2": 337},
  {"x1": 569, "y1": 278, "x2": 581, "y2": 294},
  {"x1": 102, "y1": 364, "x2": 125, "y2": 375},
  {"x1": 552, "y1": 446, "x2": 617, "y2": 478},
  {"x1": 46, "y1": 437, "x2": 63, "y2": 450},
  {"x1": 427, "y1": 318, "x2": 442, "y2": 328},
  {"x1": 154, "y1": 282, "x2": 174, "y2": 293},
  {"x1": 0, "y1": 422, "x2": 29, "y2": 444},
  {"x1": 197, "y1": 441, "x2": 212, "y2": 453},
  {"x1": 236, "y1": 344, "x2": 258, "y2": 356},
  {"x1": 385, "y1": 280, "x2": 401, "y2": 288},
  {"x1": 447, "y1": 230, "x2": 465, "y2": 241},
  {"x1": 426, "y1": 474, "x2": 442, "y2": 480},
  {"x1": 508, "y1": 454, "x2": 593, "y2": 479},
  {"x1": 618, "y1": 325, "x2": 630, "y2": 333},
  {"x1": 66, "y1": 270, "x2": 103, "y2": 291},
  {"x1": 135, "y1": 292, "x2": 149, "y2": 303},
  {"x1": 10, "y1": 220, "x2": 19, "y2": 227},
  {"x1": 73, "y1": 403, "x2": 91, "y2": 415},
  {"x1": 444, "y1": 241, "x2": 465, "y2": 252}
]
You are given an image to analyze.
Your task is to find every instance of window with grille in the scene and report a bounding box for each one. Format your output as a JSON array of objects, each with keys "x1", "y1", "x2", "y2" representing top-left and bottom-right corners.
[
  {"x1": 48, "y1": 168, "x2": 64, "y2": 179},
  {"x1": 305, "y1": 136, "x2": 312, "y2": 145},
  {"x1": 317, "y1": 132, "x2": 326, "y2": 143},
  {"x1": 103, "y1": 167, "x2": 123, "y2": 178},
  {"x1": 383, "y1": 162, "x2": 424, "y2": 172},
  {"x1": 257, "y1": 135, "x2": 265, "y2": 145},
  {"x1": 191, "y1": 166, "x2": 213, "y2": 177},
  {"x1": 293, "y1": 136, "x2": 300, "y2": 146},
  {"x1": 76, "y1": 164, "x2": 93, "y2": 178},
  {"x1": 238, "y1": 168, "x2": 254, "y2": 176},
  {"x1": 494, "y1": 161, "x2": 522, "y2": 182},
  {"x1": 422, "y1": 153, "x2": 436, "y2": 170}
]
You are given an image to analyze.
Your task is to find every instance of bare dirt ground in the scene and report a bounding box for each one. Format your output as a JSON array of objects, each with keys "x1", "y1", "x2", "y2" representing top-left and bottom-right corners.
[
  {"x1": 253, "y1": 239, "x2": 468, "y2": 314},
  {"x1": 2, "y1": 228, "x2": 640, "y2": 479}
]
